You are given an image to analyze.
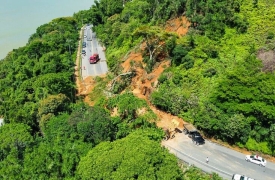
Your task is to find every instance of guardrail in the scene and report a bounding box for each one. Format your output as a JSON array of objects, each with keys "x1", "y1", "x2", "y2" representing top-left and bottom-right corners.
[{"x1": 165, "y1": 144, "x2": 232, "y2": 178}]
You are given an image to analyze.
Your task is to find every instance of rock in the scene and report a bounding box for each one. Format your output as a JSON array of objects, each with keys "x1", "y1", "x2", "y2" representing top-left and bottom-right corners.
[{"x1": 153, "y1": 80, "x2": 159, "y2": 88}]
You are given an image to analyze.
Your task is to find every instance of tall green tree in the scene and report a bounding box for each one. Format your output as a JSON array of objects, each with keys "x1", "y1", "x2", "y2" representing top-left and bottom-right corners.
[
  {"x1": 133, "y1": 26, "x2": 174, "y2": 62},
  {"x1": 0, "y1": 123, "x2": 33, "y2": 160},
  {"x1": 77, "y1": 128, "x2": 183, "y2": 180},
  {"x1": 0, "y1": 123, "x2": 33, "y2": 179},
  {"x1": 75, "y1": 106, "x2": 116, "y2": 145}
]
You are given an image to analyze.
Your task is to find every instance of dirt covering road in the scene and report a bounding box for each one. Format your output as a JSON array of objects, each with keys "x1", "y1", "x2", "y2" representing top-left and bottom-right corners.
[{"x1": 74, "y1": 17, "x2": 275, "y2": 163}]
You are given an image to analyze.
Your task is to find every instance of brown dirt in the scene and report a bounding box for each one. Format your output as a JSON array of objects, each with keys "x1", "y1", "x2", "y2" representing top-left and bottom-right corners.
[
  {"x1": 74, "y1": 16, "x2": 275, "y2": 161},
  {"x1": 119, "y1": 16, "x2": 190, "y2": 131},
  {"x1": 257, "y1": 49, "x2": 275, "y2": 72},
  {"x1": 165, "y1": 16, "x2": 190, "y2": 36},
  {"x1": 75, "y1": 17, "x2": 189, "y2": 133},
  {"x1": 121, "y1": 51, "x2": 184, "y2": 130}
]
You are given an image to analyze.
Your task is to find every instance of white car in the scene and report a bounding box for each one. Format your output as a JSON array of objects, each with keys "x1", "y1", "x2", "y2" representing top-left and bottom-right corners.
[
  {"x1": 232, "y1": 174, "x2": 254, "y2": 180},
  {"x1": 245, "y1": 155, "x2": 266, "y2": 167}
]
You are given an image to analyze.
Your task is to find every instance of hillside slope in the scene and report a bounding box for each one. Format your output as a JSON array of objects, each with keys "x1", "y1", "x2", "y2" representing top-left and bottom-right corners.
[{"x1": 82, "y1": 0, "x2": 275, "y2": 157}]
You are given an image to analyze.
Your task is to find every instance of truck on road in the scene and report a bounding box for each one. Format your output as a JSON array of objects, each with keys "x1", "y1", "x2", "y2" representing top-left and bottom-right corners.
[
  {"x1": 183, "y1": 123, "x2": 205, "y2": 145},
  {"x1": 183, "y1": 123, "x2": 197, "y2": 137},
  {"x1": 89, "y1": 53, "x2": 100, "y2": 64}
]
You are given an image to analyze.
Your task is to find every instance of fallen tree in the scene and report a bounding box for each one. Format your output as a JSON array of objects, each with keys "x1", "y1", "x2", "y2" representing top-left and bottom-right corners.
[{"x1": 109, "y1": 71, "x2": 134, "y2": 91}]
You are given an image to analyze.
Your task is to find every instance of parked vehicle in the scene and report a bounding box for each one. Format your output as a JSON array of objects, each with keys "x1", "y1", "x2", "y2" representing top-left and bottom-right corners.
[
  {"x1": 89, "y1": 53, "x2": 100, "y2": 64},
  {"x1": 82, "y1": 50, "x2": 86, "y2": 55},
  {"x1": 183, "y1": 123, "x2": 197, "y2": 138},
  {"x1": 191, "y1": 132, "x2": 205, "y2": 145},
  {"x1": 232, "y1": 174, "x2": 254, "y2": 180},
  {"x1": 245, "y1": 155, "x2": 266, "y2": 167},
  {"x1": 82, "y1": 42, "x2": 86, "y2": 48}
]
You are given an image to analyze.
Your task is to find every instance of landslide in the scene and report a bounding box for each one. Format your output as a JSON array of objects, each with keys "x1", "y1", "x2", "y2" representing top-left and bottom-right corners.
[
  {"x1": 76, "y1": 16, "x2": 189, "y2": 130},
  {"x1": 75, "y1": 16, "x2": 275, "y2": 162}
]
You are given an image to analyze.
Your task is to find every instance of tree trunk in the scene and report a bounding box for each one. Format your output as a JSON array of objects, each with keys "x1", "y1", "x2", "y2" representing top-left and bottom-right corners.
[{"x1": 110, "y1": 72, "x2": 134, "y2": 91}]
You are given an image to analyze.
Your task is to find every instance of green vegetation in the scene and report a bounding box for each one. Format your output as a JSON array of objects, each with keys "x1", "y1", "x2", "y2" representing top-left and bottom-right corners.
[
  {"x1": 1, "y1": 0, "x2": 275, "y2": 179},
  {"x1": 77, "y1": 128, "x2": 183, "y2": 180},
  {"x1": 84, "y1": 0, "x2": 275, "y2": 155},
  {"x1": 151, "y1": 0, "x2": 275, "y2": 155},
  {"x1": 0, "y1": 17, "x2": 78, "y2": 132}
]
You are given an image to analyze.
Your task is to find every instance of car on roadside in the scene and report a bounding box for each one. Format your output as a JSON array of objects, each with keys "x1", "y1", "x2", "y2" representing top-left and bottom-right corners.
[
  {"x1": 84, "y1": 35, "x2": 87, "y2": 38},
  {"x1": 245, "y1": 155, "x2": 266, "y2": 167},
  {"x1": 232, "y1": 174, "x2": 254, "y2": 180},
  {"x1": 82, "y1": 50, "x2": 86, "y2": 55},
  {"x1": 191, "y1": 132, "x2": 205, "y2": 145},
  {"x1": 82, "y1": 42, "x2": 86, "y2": 48}
]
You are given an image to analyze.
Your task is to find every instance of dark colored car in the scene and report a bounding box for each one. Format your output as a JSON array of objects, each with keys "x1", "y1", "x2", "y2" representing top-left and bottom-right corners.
[
  {"x1": 82, "y1": 42, "x2": 86, "y2": 47},
  {"x1": 82, "y1": 50, "x2": 86, "y2": 55},
  {"x1": 191, "y1": 132, "x2": 205, "y2": 145}
]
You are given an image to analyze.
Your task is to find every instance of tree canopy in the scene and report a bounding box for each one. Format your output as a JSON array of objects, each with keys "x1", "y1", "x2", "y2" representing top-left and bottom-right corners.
[
  {"x1": 77, "y1": 128, "x2": 183, "y2": 180},
  {"x1": 1, "y1": 0, "x2": 275, "y2": 179}
]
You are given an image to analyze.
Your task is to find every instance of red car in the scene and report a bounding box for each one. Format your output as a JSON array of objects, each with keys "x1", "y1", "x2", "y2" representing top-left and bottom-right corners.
[{"x1": 89, "y1": 53, "x2": 100, "y2": 64}]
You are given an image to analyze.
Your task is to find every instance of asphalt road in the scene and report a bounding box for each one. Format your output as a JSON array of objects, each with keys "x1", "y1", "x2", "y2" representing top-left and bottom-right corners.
[
  {"x1": 81, "y1": 25, "x2": 108, "y2": 78},
  {"x1": 163, "y1": 133, "x2": 275, "y2": 180}
]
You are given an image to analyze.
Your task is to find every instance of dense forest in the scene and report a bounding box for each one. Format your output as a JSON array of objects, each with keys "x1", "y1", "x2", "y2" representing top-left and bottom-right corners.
[
  {"x1": 0, "y1": 0, "x2": 275, "y2": 179},
  {"x1": 78, "y1": 0, "x2": 275, "y2": 155}
]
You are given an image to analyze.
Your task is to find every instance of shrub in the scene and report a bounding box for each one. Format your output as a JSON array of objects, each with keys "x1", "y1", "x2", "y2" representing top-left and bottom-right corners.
[
  {"x1": 203, "y1": 68, "x2": 217, "y2": 78},
  {"x1": 182, "y1": 54, "x2": 194, "y2": 69},
  {"x1": 267, "y1": 31, "x2": 274, "y2": 40},
  {"x1": 158, "y1": 73, "x2": 168, "y2": 84},
  {"x1": 245, "y1": 137, "x2": 273, "y2": 155}
]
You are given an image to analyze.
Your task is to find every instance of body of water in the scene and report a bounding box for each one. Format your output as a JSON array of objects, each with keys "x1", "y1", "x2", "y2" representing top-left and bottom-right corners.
[{"x1": 0, "y1": 0, "x2": 94, "y2": 59}]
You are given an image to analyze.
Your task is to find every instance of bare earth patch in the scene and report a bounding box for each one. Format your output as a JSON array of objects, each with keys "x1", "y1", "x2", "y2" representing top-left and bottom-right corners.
[
  {"x1": 74, "y1": 16, "x2": 275, "y2": 162},
  {"x1": 165, "y1": 16, "x2": 190, "y2": 36},
  {"x1": 257, "y1": 49, "x2": 275, "y2": 72},
  {"x1": 121, "y1": 51, "x2": 184, "y2": 130}
]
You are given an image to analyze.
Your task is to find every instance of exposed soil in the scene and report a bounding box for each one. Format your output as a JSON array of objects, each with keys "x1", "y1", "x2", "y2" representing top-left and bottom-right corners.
[
  {"x1": 75, "y1": 17, "x2": 275, "y2": 162},
  {"x1": 257, "y1": 49, "x2": 275, "y2": 72},
  {"x1": 165, "y1": 16, "x2": 190, "y2": 36}
]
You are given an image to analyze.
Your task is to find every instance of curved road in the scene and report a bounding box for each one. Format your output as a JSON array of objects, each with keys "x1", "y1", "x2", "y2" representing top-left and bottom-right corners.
[
  {"x1": 163, "y1": 133, "x2": 275, "y2": 180},
  {"x1": 81, "y1": 25, "x2": 108, "y2": 78},
  {"x1": 79, "y1": 26, "x2": 275, "y2": 180}
]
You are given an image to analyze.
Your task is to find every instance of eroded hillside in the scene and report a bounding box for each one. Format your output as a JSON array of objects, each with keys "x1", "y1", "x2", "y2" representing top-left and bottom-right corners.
[
  {"x1": 75, "y1": 15, "x2": 275, "y2": 162},
  {"x1": 76, "y1": 16, "x2": 190, "y2": 132}
]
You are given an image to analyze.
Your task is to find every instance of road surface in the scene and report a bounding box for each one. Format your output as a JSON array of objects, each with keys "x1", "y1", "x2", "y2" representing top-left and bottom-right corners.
[
  {"x1": 163, "y1": 133, "x2": 275, "y2": 180},
  {"x1": 81, "y1": 25, "x2": 108, "y2": 78}
]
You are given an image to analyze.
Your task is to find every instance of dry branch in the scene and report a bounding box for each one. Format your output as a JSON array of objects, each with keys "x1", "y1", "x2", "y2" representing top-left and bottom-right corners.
[{"x1": 110, "y1": 72, "x2": 134, "y2": 91}]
